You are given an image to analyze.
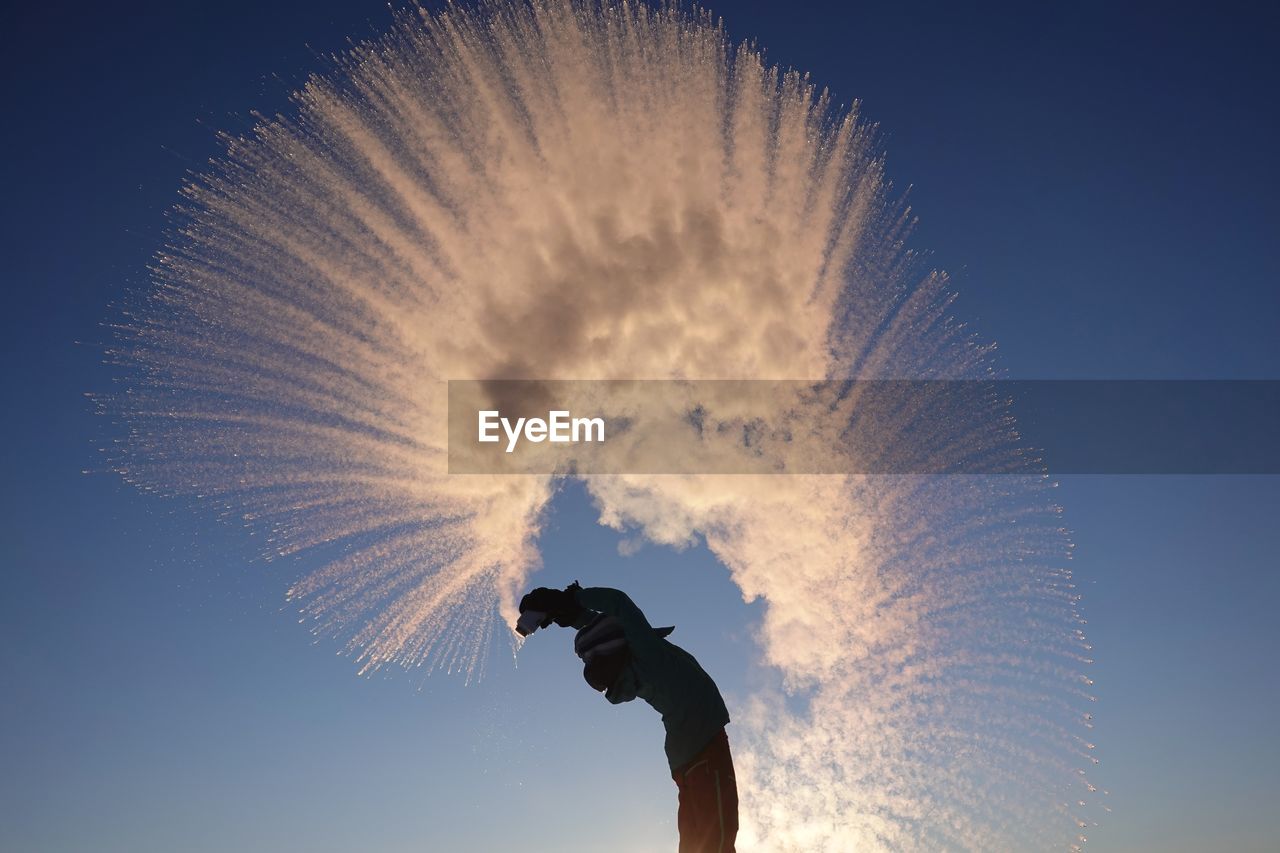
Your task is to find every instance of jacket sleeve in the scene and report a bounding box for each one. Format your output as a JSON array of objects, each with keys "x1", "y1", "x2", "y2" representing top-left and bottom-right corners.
[{"x1": 573, "y1": 586, "x2": 657, "y2": 640}]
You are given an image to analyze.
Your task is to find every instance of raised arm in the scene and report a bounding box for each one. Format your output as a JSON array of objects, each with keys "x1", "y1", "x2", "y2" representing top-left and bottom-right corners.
[
  {"x1": 519, "y1": 582, "x2": 661, "y2": 643},
  {"x1": 572, "y1": 585, "x2": 656, "y2": 637}
]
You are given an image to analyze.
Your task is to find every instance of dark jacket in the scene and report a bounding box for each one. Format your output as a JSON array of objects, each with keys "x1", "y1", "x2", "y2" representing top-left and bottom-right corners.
[{"x1": 573, "y1": 586, "x2": 730, "y2": 771}]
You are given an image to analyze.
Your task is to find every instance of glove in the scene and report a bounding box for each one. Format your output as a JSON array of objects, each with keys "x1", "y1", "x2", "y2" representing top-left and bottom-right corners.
[
  {"x1": 575, "y1": 613, "x2": 630, "y2": 692},
  {"x1": 552, "y1": 581, "x2": 585, "y2": 627},
  {"x1": 518, "y1": 583, "x2": 583, "y2": 628}
]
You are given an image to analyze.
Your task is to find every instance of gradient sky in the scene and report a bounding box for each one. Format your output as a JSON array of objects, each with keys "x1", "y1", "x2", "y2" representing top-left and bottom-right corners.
[{"x1": 3, "y1": 2, "x2": 1278, "y2": 851}]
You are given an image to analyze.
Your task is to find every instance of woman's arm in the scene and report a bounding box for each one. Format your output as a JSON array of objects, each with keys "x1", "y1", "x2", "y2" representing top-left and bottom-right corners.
[{"x1": 573, "y1": 586, "x2": 657, "y2": 638}]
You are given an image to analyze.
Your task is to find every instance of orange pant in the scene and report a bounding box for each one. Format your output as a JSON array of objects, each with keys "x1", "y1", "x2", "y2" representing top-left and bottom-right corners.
[{"x1": 671, "y1": 728, "x2": 738, "y2": 853}]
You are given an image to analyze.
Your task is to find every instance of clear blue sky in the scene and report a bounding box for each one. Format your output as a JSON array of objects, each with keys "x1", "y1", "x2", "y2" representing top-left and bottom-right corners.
[{"x1": 2, "y1": 1, "x2": 1277, "y2": 850}]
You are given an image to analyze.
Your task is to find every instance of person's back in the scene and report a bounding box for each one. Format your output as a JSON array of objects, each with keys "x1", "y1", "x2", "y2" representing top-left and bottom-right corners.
[{"x1": 519, "y1": 582, "x2": 738, "y2": 853}]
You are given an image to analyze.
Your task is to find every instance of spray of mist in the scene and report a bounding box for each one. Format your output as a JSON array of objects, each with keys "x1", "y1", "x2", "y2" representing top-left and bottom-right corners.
[{"x1": 106, "y1": 1, "x2": 1099, "y2": 848}]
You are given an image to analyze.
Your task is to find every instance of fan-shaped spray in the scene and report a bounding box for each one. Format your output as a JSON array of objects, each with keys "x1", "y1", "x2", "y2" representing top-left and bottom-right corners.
[{"x1": 106, "y1": 1, "x2": 1099, "y2": 847}]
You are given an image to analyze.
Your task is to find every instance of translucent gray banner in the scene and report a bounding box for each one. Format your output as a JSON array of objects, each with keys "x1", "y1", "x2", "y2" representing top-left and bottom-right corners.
[{"x1": 446, "y1": 380, "x2": 1280, "y2": 474}]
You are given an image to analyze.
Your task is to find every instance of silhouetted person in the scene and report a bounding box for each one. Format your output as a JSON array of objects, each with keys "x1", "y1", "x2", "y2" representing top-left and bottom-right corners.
[{"x1": 519, "y1": 582, "x2": 737, "y2": 853}]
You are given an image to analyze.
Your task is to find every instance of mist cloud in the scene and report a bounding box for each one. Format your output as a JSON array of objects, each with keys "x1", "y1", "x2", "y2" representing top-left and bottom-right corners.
[{"x1": 109, "y1": 1, "x2": 1098, "y2": 847}]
